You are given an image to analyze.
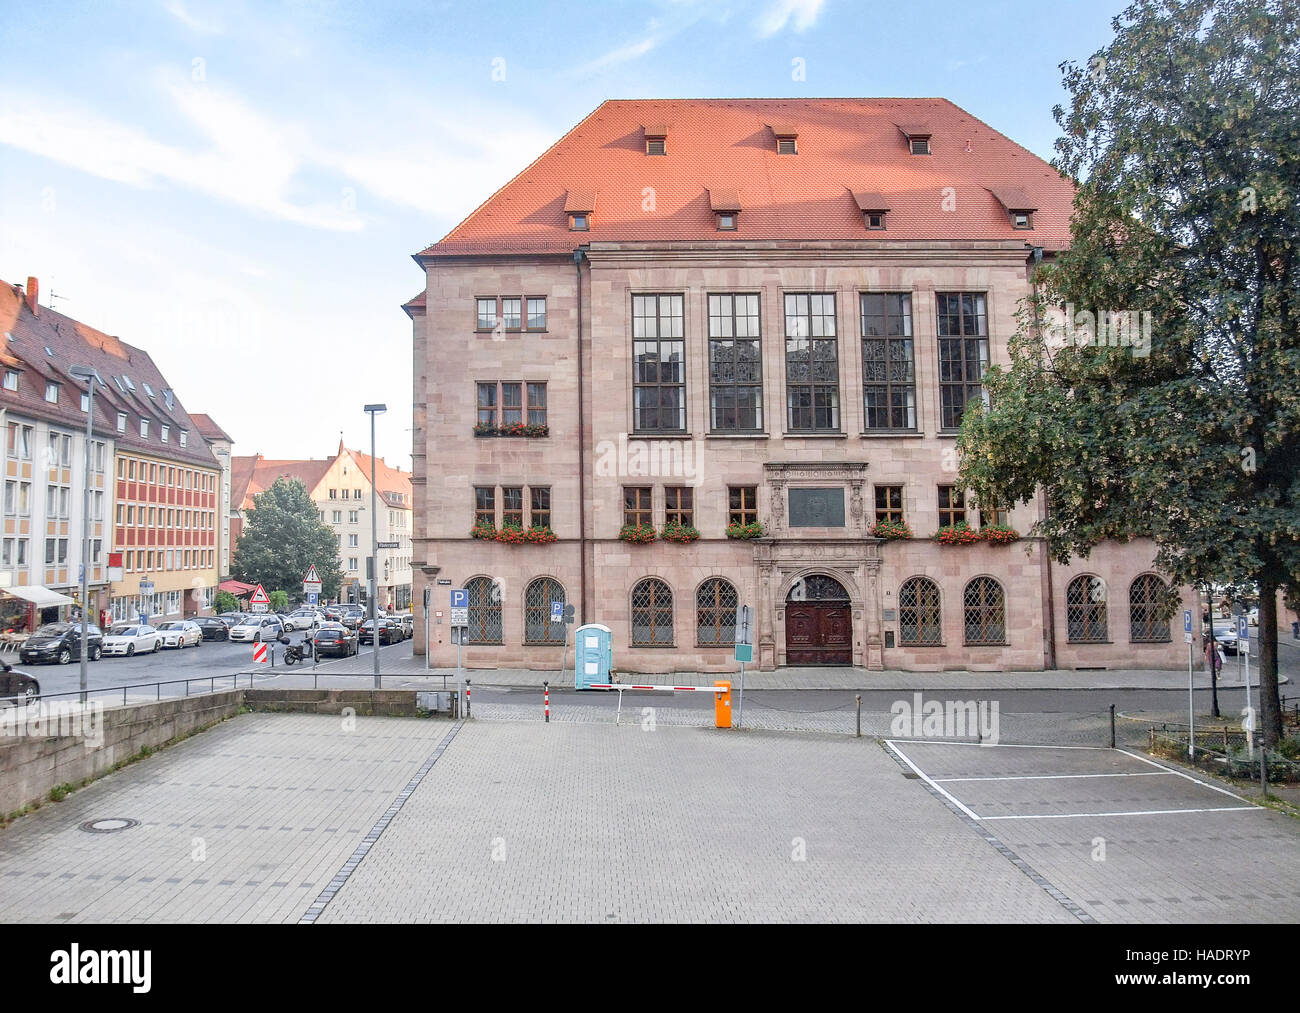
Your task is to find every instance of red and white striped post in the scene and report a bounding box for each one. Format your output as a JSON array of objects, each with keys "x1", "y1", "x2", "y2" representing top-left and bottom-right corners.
[
  {"x1": 465, "y1": 678, "x2": 471, "y2": 718},
  {"x1": 544, "y1": 680, "x2": 550, "y2": 723}
]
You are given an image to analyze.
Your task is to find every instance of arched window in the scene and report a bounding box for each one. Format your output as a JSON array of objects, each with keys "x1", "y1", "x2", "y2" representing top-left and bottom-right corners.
[
  {"x1": 697, "y1": 578, "x2": 739, "y2": 645},
  {"x1": 1066, "y1": 575, "x2": 1107, "y2": 643},
  {"x1": 631, "y1": 578, "x2": 674, "y2": 646},
  {"x1": 963, "y1": 576, "x2": 1006, "y2": 646},
  {"x1": 1129, "y1": 574, "x2": 1171, "y2": 643},
  {"x1": 899, "y1": 577, "x2": 942, "y2": 645},
  {"x1": 786, "y1": 574, "x2": 850, "y2": 602},
  {"x1": 465, "y1": 576, "x2": 502, "y2": 644},
  {"x1": 524, "y1": 577, "x2": 566, "y2": 645}
]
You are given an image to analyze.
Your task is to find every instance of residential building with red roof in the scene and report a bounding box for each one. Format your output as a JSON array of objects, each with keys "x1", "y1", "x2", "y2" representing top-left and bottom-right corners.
[
  {"x1": 231, "y1": 442, "x2": 412, "y2": 608},
  {"x1": 1, "y1": 277, "x2": 223, "y2": 627},
  {"x1": 408, "y1": 98, "x2": 1193, "y2": 673}
]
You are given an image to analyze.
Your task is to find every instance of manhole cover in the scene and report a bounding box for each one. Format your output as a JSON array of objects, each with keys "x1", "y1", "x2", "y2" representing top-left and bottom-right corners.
[{"x1": 79, "y1": 818, "x2": 140, "y2": 834}]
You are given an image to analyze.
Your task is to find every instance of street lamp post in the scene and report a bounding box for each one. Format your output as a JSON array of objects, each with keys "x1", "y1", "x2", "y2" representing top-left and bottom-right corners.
[
  {"x1": 363, "y1": 404, "x2": 386, "y2": 689},
  {"x1": 70, "y1": 365, "x2": 102, "y2": 705}
]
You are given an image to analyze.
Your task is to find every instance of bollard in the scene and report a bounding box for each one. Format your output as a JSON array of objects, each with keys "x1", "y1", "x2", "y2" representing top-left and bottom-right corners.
[
  {"x1": 544, "y1": 681, "x2": 550, "y2": 723},
  {"x1": 855, "y1": 694, "x2": 861, "y2": 738},
  {"x1": 1223, "y1": 726, "x2": 1229, "y2": 753},
  {"x1": 1109, "y1": 704, "x2": 1115, "y2": 749},
  {"x1": 1260, "y1": 740, "x2": 1267, "y2": 797},
  {"x1": 466, "y1": 678, "x2": 471, "y2": 719}
]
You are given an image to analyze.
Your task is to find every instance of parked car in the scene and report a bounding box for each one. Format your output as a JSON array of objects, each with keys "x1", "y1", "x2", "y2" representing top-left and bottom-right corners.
[
  {"x1": 102, "y1": 624, "x2": 163, "y2": 657},
  {"x1": 0, "y1": 662, "x2": 39, "y2": 705},
  {"x1": 285, "y1": 608, "x2": 320, "y2": 631},
  {"x1": 229, "y1": 616, "x2": 285, "y2": 643},
  {"x1": 19, "y1": 622, "x2": 104, "y2": 665},
  {"x1": 217, "y1": 612, "x2": 247, "y2": 628},
  {"x1": 157, "y1": 620, "x2": 203, "y2": 649},
  {"x1": 194, "y1": 616, "x2": 231, "y2": 641},
  {"x1": 1209, "y1": 620, "x2": 1239, "y2": 655},
  {"x1": 359, "y1": 618, "x2": 402, "y2": 646},
  {"x1": 396, "y1": 614, "x2": 414, "y2": 640},
  {"x1": 313, "y1": 622, "x2": 358, "y2": 657},
  {"x1": 339, "y1": 607, "x2": 365, "y2": 631}
]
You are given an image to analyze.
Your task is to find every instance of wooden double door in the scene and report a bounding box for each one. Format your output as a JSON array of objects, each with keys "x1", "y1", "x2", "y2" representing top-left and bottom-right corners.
[{"x1": 784, "y1": 603, "x2": 852, "y2": 665}]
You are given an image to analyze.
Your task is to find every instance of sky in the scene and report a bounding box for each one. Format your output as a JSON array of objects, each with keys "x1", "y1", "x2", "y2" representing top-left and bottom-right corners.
[{"x1": 0, "y1": 0, "x2": 1125, "y2": 467}]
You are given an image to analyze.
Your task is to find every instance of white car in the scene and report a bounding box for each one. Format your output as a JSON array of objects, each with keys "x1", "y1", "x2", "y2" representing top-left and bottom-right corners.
[
  {"x1": 285, "y1": 609, "x2": 320, "y2": 631},
  {"x1": 102, "y1": 624, "x2": 162, "y2": 657},
  {"x1": 157, "y1": 620, "x2": 202, "y2": 649},
  {"x1": 229, "y1": 616, "x2": 284, "y2": 643}
]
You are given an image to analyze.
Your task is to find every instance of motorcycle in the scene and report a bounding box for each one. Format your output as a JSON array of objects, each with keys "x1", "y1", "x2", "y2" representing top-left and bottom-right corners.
[{"x1": 278, "y1": 635, "x2": 312, "y2": 666}]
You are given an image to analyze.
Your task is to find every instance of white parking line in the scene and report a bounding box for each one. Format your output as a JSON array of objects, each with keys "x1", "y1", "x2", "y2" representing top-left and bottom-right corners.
[
  {"x1": 884, "y1": 740, "x2": 981, "y2": 820},
  {"x1": 980, "y1": 806, "x2": 1258, "y2": 820},
  {"x1": 934, "y1": 771, "x2": 1174, "y2": 783}
]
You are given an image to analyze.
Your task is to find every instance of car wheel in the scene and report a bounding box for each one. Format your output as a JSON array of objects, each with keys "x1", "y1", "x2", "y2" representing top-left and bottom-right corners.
[
  {"x1": 90, "y1": 645, "x2": 102, "y2": 662},
  {"x1": 24, "y1": 684, "x2": 38, "y2": 703},
  {"x1": 127, "y1": 644, "x2": 135, "y2": 657},
  {"x1": 57, "y1": 648, "x2": 72, "y2": 665}
]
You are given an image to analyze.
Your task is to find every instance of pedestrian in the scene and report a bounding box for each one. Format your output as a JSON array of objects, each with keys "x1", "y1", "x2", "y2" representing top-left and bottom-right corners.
[{"x1": 1204, "y1": 633, "x2": 1223, "y2": 678}]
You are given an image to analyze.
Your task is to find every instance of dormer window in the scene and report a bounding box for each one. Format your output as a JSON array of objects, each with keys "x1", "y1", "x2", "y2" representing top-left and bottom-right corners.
[
  {"x1": 769, "y1": 123, "x2": 798, "y2": 154},
  {"x1": 988, "y1": 187, "x2": 1039, "y2": 232},
  {"x1": 644, "y1": 124, "x2": 667, "y2": 155},
  {"x1": 909, "y1": 137, "x2": 930, "y2": 155},
  {"x1": 777, "y1": 138, "x2": 796, "y2": 155},
  {"x1": 897, "y1": 124, "x2": 932, "y2": 155},
  {"x1": 851, "y1": 191, "x2": 891, "y2": 232},
  {"x1": 116, "y1": 412, "x2": 127, "y2": 433},
  {"x1": 44, "y1": 382, "x2": 59, "y2": 403},
  {"x1": 140, "y1": 418, "x2": 150, "y2": 438},
  {"x1": 564, "y1": 188, "x2": 595, "y2": 232},
  {"x1": 708, "y1": 188, "x2": 741, "y2": 232},
  {"x1": 3, "y1": 370, "x2": 18, "y2": 391}
]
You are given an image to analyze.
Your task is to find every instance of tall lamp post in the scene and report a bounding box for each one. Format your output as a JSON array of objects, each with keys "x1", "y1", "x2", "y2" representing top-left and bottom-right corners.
[
  {"x1": 363, "y1": 404, "x2": 386, "y2": 689},
  {"x1": 69, "y1": 365, "x2": 102, "y2": 705}
]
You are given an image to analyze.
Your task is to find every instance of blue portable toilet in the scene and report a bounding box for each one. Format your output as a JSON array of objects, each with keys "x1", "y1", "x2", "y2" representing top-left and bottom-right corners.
[{"x1": 574, "y1": 623, "x2": 613, "y2": 689}]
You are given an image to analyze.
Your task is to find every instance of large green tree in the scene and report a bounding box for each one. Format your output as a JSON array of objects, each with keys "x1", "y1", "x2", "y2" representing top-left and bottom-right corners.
[
  {"x1": 956, "y1": 0, "x2": 1299, "y2": 746},
  {"x1": 231, "y1": 477, "x2": 344, "y2": 601}
]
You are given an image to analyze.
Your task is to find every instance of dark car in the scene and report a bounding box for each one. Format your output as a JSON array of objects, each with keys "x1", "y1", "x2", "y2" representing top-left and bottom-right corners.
[
  {"x1": 359, "y1": 618, "x2": 402, "y2": 646},
  {"x1": 217, "y1": 612, "x2": 247, "y2": 628},
  {"x1": 19, "y1": 622, "x2": 103, "y2": 665},
  {"x1": 313, "y1": 622, "x2": 358, "y2": 658},
  {"x1": 339, "y1": 607, "x2": 365, "y2": 631},
  {"x1": 0, "y1": 662, "x2": 40, "y2": 704},
  {"x1": 194, "y1": 616, "x2": 231, "y2": 641}
]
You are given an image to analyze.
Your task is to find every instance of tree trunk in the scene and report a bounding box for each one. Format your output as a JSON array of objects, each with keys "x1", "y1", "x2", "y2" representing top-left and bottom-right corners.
[{"x1": 1258, "y1": 579, "x2": 1282, "y2": 748}]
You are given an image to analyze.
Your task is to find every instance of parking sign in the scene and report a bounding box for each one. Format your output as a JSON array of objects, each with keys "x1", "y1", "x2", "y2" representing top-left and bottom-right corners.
[
  {"x1": 1183, "y1": 609, "x2": 1193, "y2": 644},
  {"x1": 551, "y1": 601, "x2": 563, "y2": 623},
  {"x1": 1237, "y1": 615, "x2": 1250, "y2": 655},
  {"x1": 450, "y1": 588, "x2": 469, "y2": 627}
]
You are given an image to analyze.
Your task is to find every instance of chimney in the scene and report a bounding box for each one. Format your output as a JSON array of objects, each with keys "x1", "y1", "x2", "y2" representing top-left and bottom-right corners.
[{"x1": 25, "y1": 277, "x2": 38, "y2": 315}]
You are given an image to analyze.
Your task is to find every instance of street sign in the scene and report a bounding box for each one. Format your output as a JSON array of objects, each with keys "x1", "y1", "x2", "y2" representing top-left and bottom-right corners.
[
  {"x1": 450, "y1": 588, "x2": 468, "y2": 626},
  {"x1": 376, "y1": 541, "x2": 400, "y2": 549},
  {"x1": 250, "y1": 584, "x2": 270, "y2": 614},
  {"x1": 307, "y1": 591, "x2": 318, "y2": 607},
  {"x1": 551, "y1": 601, "x2": 564, "y2": 623},
  {"x1": 1183, "y1": 609, "x2": 1193, "y2": 643},
  {"x1": 563, "y1": 604, "x2": 575, "y2": 625},
  {"x1": 734, "y1": 643, "x2": 754, "y2": 663},
  {"x1": 140, "y1": 580, "x2": 155, "y2": 596},
  {"x1": 736, "y1": 605, "x2": 753, "y2": 645},
  {"x1": 303, "y1": 564, "x2": 321, "y2": 584},
  {"x1": 1238, "y1": 615, "x2": 1250, "y2": 655}
]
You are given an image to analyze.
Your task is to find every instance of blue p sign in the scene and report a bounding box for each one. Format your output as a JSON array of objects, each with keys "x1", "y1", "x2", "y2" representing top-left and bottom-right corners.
[
  {"x1": 1237, "y1": 616, "x2": 1248, "y2": 641},
  {"x1": 450, "y1": 589, "x2": 468, "y2": 609},
  {"x1": 551, "y1": 601, "x2": 563, "y2": 622},
  {"x1": 1183, "y1": 610, "x2": 1193, "y2": 634}
]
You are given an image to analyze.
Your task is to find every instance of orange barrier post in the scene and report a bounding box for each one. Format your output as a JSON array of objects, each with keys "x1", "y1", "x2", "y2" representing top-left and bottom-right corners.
[{"x1": 714, "y1": 680, "x2": 732, "y2": 729}]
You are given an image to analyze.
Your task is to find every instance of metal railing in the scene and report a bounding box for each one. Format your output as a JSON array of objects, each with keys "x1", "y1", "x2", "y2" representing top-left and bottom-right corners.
[{"x1": 13, "y1": 672, "x2": 261, "y2": 708}]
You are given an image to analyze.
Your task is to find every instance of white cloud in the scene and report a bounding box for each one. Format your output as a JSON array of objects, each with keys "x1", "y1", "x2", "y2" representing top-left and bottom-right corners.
[
  {"x1": 163, "y1": 0, "x2": 224, "y2": 35},
  {"x1": 755, "y1": 0, "x2": 826, "y2": 37},
  {"x1": 574, "y1": 35, "x2": 660, "y2": 76}
]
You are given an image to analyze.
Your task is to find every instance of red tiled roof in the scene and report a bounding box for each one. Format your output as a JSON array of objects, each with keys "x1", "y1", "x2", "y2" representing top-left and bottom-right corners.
[
  {"x1": 0, "y1": 282, "x2": 220, "y2": 469},
  {"x1": 231, "y1": 454, "x2": 332, "y2": 509},
  {"x1": 345, "y1": 448, "x2": 412, "y2": 510},
  {"x1": 401, "y1": 290, "x2": 426, "y2": 318},
  {"x1": 417, "y1": 98, "x2": 1075, "y2": 257},
  {"x1": 190, "y1": 413, "x2": 233, "y2": 444}
]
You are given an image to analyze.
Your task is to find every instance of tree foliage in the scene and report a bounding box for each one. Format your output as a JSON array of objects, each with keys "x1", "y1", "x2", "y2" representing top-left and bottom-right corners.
[
  {"x1": 231, "y1": 478, "x2": 344, "y2": 602},
  {"x1": 957, "y1": 0, "x2": 1300, "y2": 744},
  {"x1": 214, "y1": 590, "x2": 240, "y2": 614}
]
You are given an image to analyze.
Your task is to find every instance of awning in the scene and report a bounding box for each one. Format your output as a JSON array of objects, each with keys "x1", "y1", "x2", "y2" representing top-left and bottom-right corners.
[
  {"x1": 219, "y1": 579, "x2": 257, "y2": 595},
  {"x1": 2, "y1": 585, "x2": 75, "y2": 608}
]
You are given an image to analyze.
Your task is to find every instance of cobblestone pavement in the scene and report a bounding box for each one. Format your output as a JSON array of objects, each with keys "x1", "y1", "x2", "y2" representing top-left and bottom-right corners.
[
  {"x1": 0, "y1": 713, "x2": 447, "y2": 923},
  {"x1": 1, "y1": 708, "x2": 1296, "y2": 923}
]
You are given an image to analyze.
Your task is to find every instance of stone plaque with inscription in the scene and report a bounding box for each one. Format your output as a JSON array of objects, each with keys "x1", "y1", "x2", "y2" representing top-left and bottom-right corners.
[{"x1": 788, "y1": 487, "x2": 845, "y2": 528}]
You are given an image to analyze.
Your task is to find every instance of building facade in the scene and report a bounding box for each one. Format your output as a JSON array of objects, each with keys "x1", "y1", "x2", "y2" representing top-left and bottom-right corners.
[
  {"x1": 231, "y1": 444, "x2": 413, "y2": 607},
  {"x1": 191, "y1": 414, "x2": 234, "y2": 580},
  {"x1": 409, "y1": 98, "x2": 1196, "y2": 673}
]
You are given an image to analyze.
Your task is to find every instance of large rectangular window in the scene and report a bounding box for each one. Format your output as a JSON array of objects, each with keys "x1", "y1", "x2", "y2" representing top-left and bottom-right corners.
[
  {"x1": 728, "y1": 486, "x2": 758, "y2": 526},
  {"x1": 474, "y1": 487, "x2": 495, "y2": 526},
  {"x1": 937, "y1": 292, "x2": 989, "y2": 430},
  {"x1": 500, "y1": 383, "x2": 523, "y2": 426},
  {"x1": 664, "y1": 487, "x2": 693, "y2": 527},
  {"x1": 784, "y1": 293, "x2": 839, "y2": 431},
  {"x1": 861, "y1": 293, "x2": 916, "y2": 430},
  {"x1": 938, "y1": 486, "x2": 966, "y2": 527},
  {"x1": 502, "y1": 487, "x2": 524, "y2": 527},
  {"x1": 530, "y1": 487, "x2": 551, "y2": 529},
  {"x1": 632, "y1": 294, "x2": 686, "y2": 432},
  {"x1": 874, "y1": 485, "x2": 904, "y2": 524},
  {"x1": 708, "y1": 293, "x2": 763, "y2": 431}
]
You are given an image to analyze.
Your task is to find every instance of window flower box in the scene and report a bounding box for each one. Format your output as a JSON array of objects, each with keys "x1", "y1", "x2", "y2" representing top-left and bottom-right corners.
[
  {"x1": 725, "y1": 520, "x2": 765, "y2": 540},
  {"x1": 661, "y1": 521, "x2": 700, "y2": 544},
  {"x1": 619, "y1": 523, "x2": 657, "y2": 544},
  {"x1": 470, "y1": 521, "x2": 557, "y2": 544},
  {"x1": 932, "y1": 522, "x2": 982, "y2": 545},
  {"x1": 473, "y1": 422, "x2": 549, "y2": 438},
  {"x1": 870, "y1": 519, "x2": 912, "y2": 540},
  {"x1": 978, "y1": 524, "x2": 1020, "y2": 545}
]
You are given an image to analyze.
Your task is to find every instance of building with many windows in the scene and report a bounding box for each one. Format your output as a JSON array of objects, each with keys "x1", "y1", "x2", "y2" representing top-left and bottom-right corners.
[
  {"x1": 231, "y1": 443, "x2": 413, "y2": 608},
  {"x1": 408, "y1": 98, "x2": 1195, "y2": 673},
  {"x1": 1, "y1": 277, "x2": 221, "y2": 628}
]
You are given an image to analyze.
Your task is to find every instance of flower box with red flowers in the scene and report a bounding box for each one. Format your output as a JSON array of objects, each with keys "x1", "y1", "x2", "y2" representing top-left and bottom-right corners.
[
  {"x1": 932, "y1": 522, "x2": 982, "y2": 545},
  {"x1": 619, "y1": 524, "x2": 657, "y2": 544},
  {"x1": 660, "y1": 521, "x2": 700, "y2": 544},
  {"x1": 473, "y1": 422, "x2": 549, "y2": 438},
  {"x1": 870, "y1": 519, "x2": 912, "y2": 541},
  {"x1": 978, "y1": 524, "x2": 1021, "y2": 545},
  {"x1": 725, "y1": 520, "x2": 765, "y2": 540}
]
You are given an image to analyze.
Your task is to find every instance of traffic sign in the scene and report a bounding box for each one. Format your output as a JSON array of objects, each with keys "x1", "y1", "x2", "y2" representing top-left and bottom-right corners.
[
  {"x1": 303, "y1": 564, "x2": 321, "y2": 585},
  {"x1": 1237, "y1": 615, "x2": 1250, "y2": 655},
  {"x1": 1183, "y1": 609, "x2": 1193, "y2": 643},
  {"x1": 563, "y1": 604, "x2": 575, "y2": 625},
  {"x1": 140, "y1": 580, "x2": 155, "y2": 596},
  {"x1": 450, "y1": 588, "x2": 469, "y2": 626},
  {"x1": 250, "y1": 583, "x2": 270, "y2": 614},
  {"x1": 734, "y1": 643, "x2": 754, "y2": 663},
  {"x1": 307, "y1": 591, "x2": 318, "y2": 607},
  {"x1": 551, "y1": 601, "x2": 564, "y2": 623},
  {"x1": 253, "y1": 642, "x2": 268, "y2": 664}
]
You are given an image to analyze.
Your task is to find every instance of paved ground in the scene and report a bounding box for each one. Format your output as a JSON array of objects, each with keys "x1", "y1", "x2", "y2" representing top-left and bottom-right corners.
[{"x1": 1, "y1": 708, "x2": 1296, "y2": 923}]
